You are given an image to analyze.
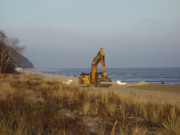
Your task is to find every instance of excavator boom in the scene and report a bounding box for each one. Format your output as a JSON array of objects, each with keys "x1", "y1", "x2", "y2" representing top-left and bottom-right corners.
[{"x1": 91, "y1": 48, "x2": 108, "y2": 82}]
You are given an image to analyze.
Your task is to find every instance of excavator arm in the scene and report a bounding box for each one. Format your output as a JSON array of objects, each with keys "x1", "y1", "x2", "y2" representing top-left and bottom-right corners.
[{"x1": 91, "y1": 48, "x2": 108, "y2": 83}]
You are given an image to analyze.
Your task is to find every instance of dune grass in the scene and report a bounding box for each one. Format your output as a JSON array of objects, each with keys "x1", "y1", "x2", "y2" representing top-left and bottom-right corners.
[{"x1": 0, "y1": 73, "x2": 180, "y2": 135}]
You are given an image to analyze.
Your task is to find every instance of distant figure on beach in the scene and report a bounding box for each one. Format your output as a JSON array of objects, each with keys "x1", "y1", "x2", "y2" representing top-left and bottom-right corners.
[{"x1": 161, "y1": 81, "x2": 164, "y2": 84}]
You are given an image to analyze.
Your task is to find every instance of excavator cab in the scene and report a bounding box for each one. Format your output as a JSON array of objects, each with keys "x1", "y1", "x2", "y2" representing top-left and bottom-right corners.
[{"x1": 95, "y1": 72, "x2": 102, "y2": 83}]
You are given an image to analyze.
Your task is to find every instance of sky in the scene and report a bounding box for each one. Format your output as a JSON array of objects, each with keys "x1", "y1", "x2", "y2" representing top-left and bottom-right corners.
[{"x1": 0, "y1": 0, "x2": 180, "y2": 68}]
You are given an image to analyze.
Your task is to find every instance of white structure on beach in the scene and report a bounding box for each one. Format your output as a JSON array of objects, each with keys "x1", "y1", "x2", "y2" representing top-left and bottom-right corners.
[
  {"x1": 116, "y1": 80, "x2": 126, "y2": 85},
  {"x1": 63, "y1": 80, "x2": 73, "y2": 85}
]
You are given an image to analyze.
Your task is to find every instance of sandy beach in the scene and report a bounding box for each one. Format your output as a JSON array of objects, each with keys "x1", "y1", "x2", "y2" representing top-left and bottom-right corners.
[
  {"x1": 23, "y1": 68, "x2": 180, "y2": 105},
  {"x1": 23, "y1": 68, "x2": 79, "y2": 84}
]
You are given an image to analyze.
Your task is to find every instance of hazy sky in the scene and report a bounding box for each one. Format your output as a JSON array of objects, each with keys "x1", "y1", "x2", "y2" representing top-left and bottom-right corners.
[{"x1": 1, "y1": 0, "x2": 180, "y2": 68}]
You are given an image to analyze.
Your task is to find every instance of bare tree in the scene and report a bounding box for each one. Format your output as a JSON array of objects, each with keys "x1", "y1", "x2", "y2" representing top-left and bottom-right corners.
[{"x1": 0, "y1": 30, "x2": 25, "y2": 73}]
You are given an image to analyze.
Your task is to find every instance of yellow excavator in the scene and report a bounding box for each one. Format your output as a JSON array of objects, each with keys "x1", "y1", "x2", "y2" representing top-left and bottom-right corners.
[{"x1": 79, "y1": 48, "x2": 112, "y2": 87}]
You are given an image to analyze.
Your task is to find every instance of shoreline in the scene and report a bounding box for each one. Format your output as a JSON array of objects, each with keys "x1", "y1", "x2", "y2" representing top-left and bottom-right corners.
[
  {"x1": 22, "y1": 68, "x2": 180, "y2": 85},
  {"x1": 23, "y1": 68, "x2": 180, "y2": 85}
]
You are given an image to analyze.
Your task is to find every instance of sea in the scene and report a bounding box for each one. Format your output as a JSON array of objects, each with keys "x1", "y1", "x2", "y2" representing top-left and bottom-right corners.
[{"x1": 40, "y1": 68, "x2": 180, "y2": 85}]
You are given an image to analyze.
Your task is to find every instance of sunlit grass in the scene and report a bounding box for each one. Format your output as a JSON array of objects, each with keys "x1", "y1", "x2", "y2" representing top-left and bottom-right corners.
[
  {"x1": 83, "y1": 101, "x2": 91, "y2": 115},
  {"x1": 0, "y1": 73, "x2": 180, "y2": 134},
  {"x1": 155, "y1": 117, "x2": 180, "y2": 135}
]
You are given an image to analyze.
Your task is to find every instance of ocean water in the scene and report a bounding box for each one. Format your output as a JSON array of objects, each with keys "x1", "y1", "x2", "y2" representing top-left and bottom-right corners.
[{"x1": 41, "y1": 68, "x2": 180, "y2": 84}]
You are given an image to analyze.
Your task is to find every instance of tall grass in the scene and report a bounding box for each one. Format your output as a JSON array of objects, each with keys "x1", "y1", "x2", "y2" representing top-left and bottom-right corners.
[
  {"x1": 83, "y1": 101, "x2": 90, "y2": 115},
  {"x1": 155, "y1": 117, "x2": 180, "y2": 135},
  {"x1": 0, "y1": 73, "x2": 180, "y2": 134}
]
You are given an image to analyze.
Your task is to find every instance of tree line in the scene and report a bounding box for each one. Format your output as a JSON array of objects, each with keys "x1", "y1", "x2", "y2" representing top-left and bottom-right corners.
[{"x1": 0, "y1": 30, "x2": 25, "y2": 73}]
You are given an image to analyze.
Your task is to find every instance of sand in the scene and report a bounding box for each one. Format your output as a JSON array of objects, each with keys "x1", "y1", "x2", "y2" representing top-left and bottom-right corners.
[
  {"x1": 23, "y1": 68, "x2": 180, "y2": 105},
  {"x1": 23, "y1": 68, "x2": 78, "y2": 84}
]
